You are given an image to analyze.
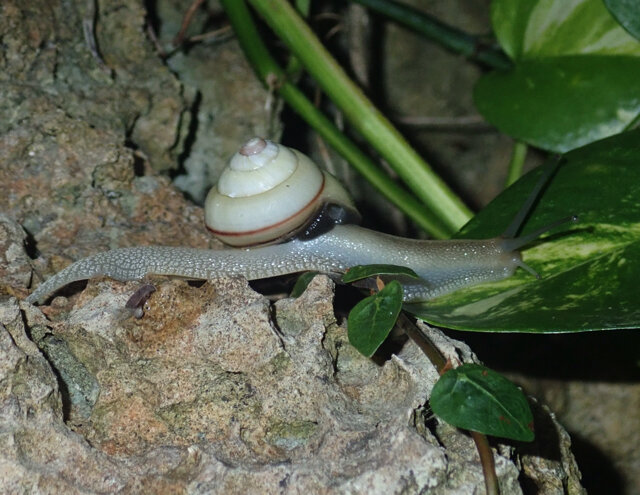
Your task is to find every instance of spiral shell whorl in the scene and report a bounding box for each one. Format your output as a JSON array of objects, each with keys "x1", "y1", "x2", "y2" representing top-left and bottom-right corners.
[
  {"x1": 217, "y1": 138, "x2": 297, "y2": 197},
  {"x1": 239, "y1": 136, "x2": 268, "y2": 157},
  {"x1": 205, "y1": 137, "x2": 338, "y2": 246}
]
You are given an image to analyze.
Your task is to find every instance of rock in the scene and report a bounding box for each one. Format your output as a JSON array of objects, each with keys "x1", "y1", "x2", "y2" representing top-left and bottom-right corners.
[
  {"x1": 0, "y1": 274, "x2": 584, "y2": 493},
  {"x1": 0, "y1": 215, "x2": 32, "y2": 290}
]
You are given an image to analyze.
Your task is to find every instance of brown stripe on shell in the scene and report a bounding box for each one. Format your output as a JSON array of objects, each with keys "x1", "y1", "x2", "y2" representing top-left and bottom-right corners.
[{"x1": 206, "y1": 175, "x2": 326, "y2": 246}]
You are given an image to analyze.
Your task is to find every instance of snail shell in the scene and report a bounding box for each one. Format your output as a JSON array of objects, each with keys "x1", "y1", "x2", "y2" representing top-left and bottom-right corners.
[{"x1": 205, "y1": 137, "x2": 359, "y2": 246}]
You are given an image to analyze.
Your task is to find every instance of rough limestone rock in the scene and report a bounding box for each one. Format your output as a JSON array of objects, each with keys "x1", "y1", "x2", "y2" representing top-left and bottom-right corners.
[{"x1": 0, "y1": 268, "x2": 584, "y2": 493}]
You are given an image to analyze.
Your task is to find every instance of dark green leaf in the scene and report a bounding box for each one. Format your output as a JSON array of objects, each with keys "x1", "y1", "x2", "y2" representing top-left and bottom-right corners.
[
  {"x1": 342, "y1": 264, "x2": 419, "y2": 283},
  {"x1": 347, "y1": 280, "x2": 403, "y2": 357},
  {"x1": 406, "y1": 129, "x2": 640, "y2": 332},
  {"x1": 430, "y1": 364, "x2": 534, "y2": 442},
  {"x1": 484, "y1": 0, "x2": 640, "y2": 151},
  {"x1": 290, "y1": 271, "x2": 319, "y2": 298},
  {"x1": 492, "y1": 0, "x2": 640, "y2": 59},
  {"x1": 474, "y1": 56, "x2": 640, "y2": 152},
  {"x1": 604, "y1": 0, "x2": 640, "y2": 40}
]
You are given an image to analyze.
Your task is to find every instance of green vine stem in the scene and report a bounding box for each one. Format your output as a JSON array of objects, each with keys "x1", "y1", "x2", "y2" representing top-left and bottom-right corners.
[
  {"x1": 245, "y1": 0, "x2": 473, "y2": 235},
  {"x1": 350, "y1": 0, "x2": 512, "y2": 71},
  {"x1": 220, "y1": 0, "x2": 455, "y2": 237}
]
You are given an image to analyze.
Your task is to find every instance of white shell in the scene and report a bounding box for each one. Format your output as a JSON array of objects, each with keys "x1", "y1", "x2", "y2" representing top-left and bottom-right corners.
[{"x1": 205, "y1": 137, "x2": 356, "y2": 246}]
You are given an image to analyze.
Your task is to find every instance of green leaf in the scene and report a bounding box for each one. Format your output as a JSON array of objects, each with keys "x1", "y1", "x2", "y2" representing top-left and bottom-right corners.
[
  {"x1": 474, "y1": 56, "x2": 640, "y2": 152},
  {"x1": 480, "y1": 0, "x2": 640, "y2": 152},
  {"x1": 492, "y1": 0, "x2": 640, "y2": 59},
  {"x1": 347, "y1": 280, "x2": 403, "y2": 357},
  {"x1": 342, "y1": 264, "x2": 419, "y2": 283},
  {"x1": 406, "y1": 129, "x2": 640, "y2": 333},
  {"x1": 290, "y1": 271, "x2": 319, "y2": 298},
  {"x1": 430, "y1": 364, "x2": 534, "y2": 442},
  {"x1": 490, "y1": 0, "x2": 537, "y2": 60},
  {"x1": 604, "y1": 0, "x2": 640, "y2": 41}
]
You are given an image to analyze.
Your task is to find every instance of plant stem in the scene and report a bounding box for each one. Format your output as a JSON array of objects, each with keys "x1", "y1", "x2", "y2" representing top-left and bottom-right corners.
[
  {"x1": 220, "y1": 0, "x2": 452, "y2": 237},
  {"x1": 398, "y1": 313, "x2": 446, "y2": 371},
  {"x1": 399, "y1": 315, "x2": 499, "y2": 495},
  {"x1": 350, "y1": 0, "x2": 512, "y2": 71},
  {"x1": 505, "y1": 141, "x2": 527, "y2": 187},
  {"x1": 471, "y1": 431, "x2": 500, "y2": 495},
  {"x1": 247, "y1": 0, "x2": 473, "y2": 235},
  {"x1": 219, "y1": 2, "x2": 449, "y2": 236}
]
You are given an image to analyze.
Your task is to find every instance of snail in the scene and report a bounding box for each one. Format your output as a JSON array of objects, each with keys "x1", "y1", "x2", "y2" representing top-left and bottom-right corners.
[{"x1": 26, "y1": 137, "x2": 572, "y2": 305}]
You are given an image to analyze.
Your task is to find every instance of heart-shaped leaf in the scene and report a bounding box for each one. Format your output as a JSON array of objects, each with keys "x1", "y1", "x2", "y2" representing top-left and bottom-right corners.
[
  {"x1": 477, "y1": 0, "x2": 640, "y2": 152},
  {"x1": 348, "y1": 280, "x2": 403, "y2": 357},
  {"x1": 430, "y1": 364, "x2": 534, "y2": 442},
  {"x1": 406, "y1": 129, "x2": 640, "y2": 333}
]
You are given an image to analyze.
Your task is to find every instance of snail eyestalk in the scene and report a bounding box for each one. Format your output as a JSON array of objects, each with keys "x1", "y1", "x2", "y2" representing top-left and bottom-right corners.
[
  {"x1": 502, "y1": 155, "x2": 564, "y2": 240},
  {"x1": 493, "y1": 154, "x2": 577, "y2": 280},
  {"x1": 498, "y1": 214, "x2": 579, "y2": 280},
  {"x1": 500, "y1": 215, "x2": 579, "y2": 254}
]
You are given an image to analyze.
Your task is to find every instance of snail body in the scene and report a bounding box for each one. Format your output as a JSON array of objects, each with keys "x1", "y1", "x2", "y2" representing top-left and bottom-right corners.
[{"x1": 26, "y1": 138, "x2": 554, "y2": 305}]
